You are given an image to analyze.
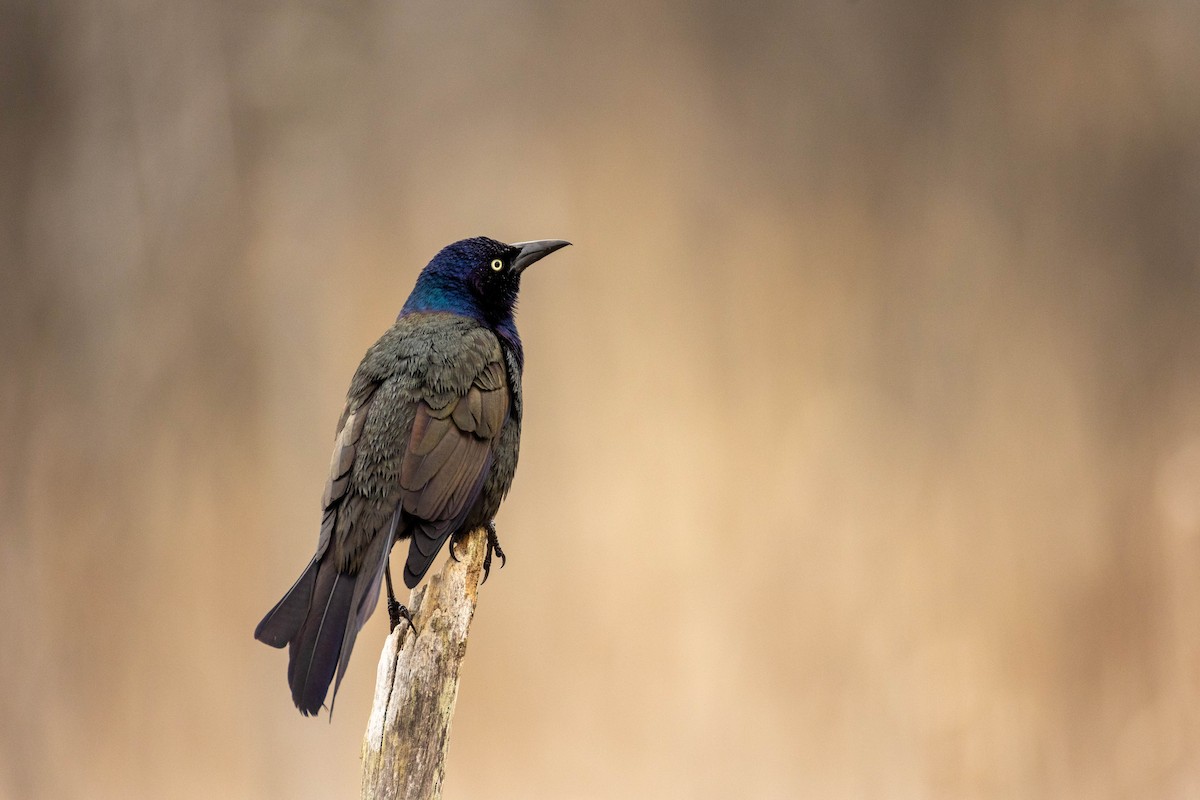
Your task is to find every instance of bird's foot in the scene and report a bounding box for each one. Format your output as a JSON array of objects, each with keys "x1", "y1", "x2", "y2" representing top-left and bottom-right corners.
[
  {"x1": 388, "y1": 598, "x2": 416, "y2": 635},
  {"x1": 482, "y1": 521, "x2": 507, "y2": 585},
  {"x1": 384, "y1": 562, "x2": 416, "y2": 634}
]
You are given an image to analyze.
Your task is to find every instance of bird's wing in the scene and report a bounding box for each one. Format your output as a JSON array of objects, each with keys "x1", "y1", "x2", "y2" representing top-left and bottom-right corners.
[
  {"x1": 319, "y1": 382, "x2": 380, "y2": 556},
  {"x1": 399, "y1": 358, "x2": 508, "y2": 586},
  {"x1": 254, "y1": 381, "x2": 380, "y2": 650}
]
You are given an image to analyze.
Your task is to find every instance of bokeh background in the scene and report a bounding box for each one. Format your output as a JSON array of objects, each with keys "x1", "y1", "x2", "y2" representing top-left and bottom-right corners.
[{"x1": 3, "y1": 1, "x2": 1200, "y2": 798}]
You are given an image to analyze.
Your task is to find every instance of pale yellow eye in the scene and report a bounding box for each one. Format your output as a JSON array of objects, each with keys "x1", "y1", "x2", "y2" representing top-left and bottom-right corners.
[{"x1": 491, "y1": 259, "x2": 503, "y2": 271}]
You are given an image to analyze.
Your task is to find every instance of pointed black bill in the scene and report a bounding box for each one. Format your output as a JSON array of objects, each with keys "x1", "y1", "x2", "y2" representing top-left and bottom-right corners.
[{"x1": 511, "y1": 239, "x2": 571, "y2": 273}]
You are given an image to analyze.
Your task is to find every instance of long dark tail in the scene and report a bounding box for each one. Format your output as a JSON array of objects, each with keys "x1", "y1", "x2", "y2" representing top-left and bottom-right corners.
[{"x1": 255, "y1": 510, "x2": 399, "y2": 716}]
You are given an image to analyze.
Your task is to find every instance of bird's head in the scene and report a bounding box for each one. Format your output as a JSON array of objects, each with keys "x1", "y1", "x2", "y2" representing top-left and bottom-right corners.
[{"x1": 401, "y1": 237, "x2": 571, "y2": 326}]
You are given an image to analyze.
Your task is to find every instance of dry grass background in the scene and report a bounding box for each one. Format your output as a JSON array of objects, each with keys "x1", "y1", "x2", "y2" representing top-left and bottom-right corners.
[{"x1": 2, "y1": 1, "x2": 1200, "y2": 798}]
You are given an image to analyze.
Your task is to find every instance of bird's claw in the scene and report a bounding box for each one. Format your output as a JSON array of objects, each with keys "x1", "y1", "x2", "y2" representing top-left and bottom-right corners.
[
  {"x1": 388, "y1": 598, "x2": 416, "y2": 635},
  {"x1": 481, "y1": 522, "x2": 507, "y2": 585},
  {"x1": 383, "y1": 562, "x2": 414, "y2": 634}
]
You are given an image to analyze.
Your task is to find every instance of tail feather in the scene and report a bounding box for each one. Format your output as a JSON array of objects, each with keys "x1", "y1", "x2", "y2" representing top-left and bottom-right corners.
[
  {"x1": 286, "y1": 560, "x2": 354, "y2": 716},
  {"x1": 254, "y1": 556, "x2": 320, "y2": 648},
  {"x1": 257, "y1": 512, "x2": 401, "y2": 716},
  {"x1": 331, "y1": 508, "x2": 401, "y2": 705}
]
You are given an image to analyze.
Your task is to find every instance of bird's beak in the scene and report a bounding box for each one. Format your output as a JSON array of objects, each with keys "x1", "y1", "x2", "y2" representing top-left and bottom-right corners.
[{"x1": 511, "y1": 239, "x2": 571, "y2": 273}]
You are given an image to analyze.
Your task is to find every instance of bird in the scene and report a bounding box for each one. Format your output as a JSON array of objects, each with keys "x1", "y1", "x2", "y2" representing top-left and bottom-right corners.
[{"x1": 254, "y1": 236, "x2": 570, "y2": 716}]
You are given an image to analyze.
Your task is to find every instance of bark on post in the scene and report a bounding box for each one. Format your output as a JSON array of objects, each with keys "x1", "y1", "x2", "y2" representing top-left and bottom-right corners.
[{"x1": 360, "y1": 527, "x2": 486, "y2": 800}]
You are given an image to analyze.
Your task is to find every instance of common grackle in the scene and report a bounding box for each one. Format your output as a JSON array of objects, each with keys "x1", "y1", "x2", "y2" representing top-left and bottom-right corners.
[{"x1": 254, "y1": 236, "x2": 570, "y2": 716}]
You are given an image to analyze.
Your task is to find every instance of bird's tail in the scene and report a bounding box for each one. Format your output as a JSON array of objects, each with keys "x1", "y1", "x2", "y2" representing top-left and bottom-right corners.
[{"x1": 254, "y1": 511, "x2": 398, "y2": 716}]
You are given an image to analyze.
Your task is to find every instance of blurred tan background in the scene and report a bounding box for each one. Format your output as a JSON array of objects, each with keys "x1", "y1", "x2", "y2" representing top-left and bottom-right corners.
[{"x1": 3, "y1": 1, "x2": 1200, "y2": 798}]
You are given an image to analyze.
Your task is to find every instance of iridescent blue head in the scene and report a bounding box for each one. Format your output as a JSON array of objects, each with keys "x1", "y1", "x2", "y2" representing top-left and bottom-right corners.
[{"x1": 400, "y1": 237, "x2": 571, "y2": 331}]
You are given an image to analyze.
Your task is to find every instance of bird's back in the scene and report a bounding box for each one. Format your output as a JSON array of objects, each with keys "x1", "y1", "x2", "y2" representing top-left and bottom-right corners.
[{"x1": 331, "y1": 314, "x2": 512, "y2": 565}]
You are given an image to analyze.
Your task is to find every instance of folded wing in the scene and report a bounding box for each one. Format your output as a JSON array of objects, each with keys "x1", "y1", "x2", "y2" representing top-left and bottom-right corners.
[{"x1": 400, "y1": 359, "x2": 508, "y2": 587}]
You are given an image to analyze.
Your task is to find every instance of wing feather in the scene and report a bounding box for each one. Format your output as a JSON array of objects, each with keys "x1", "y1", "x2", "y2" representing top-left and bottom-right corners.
[
  {"x1": 398, "y1": 354, "x2": 510, "y2": 587},
  {"x1": 321, "y1": 386, "x2": 378, "y2": 510}
]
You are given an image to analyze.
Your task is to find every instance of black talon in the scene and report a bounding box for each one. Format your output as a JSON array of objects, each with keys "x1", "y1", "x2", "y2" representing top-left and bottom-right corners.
[
  {"x1": 390, "y1": 601, "x2": 416, "y2": 635},
  {"x1": 448, "y1": 536, "x2": 461, "y2": 562},
  {"x1": 385, "y1": 563, "x2": 416, "y2": 634},
  {"x1": 486, "y1": 521, "x2": 506, "y2": 569},
  {"x1": 481, "y1": 522, "x2": 506, "y2": 585}
]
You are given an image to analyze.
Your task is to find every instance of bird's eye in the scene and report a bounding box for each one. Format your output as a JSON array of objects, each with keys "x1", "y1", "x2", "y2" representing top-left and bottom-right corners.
[{"x1": 490, "y1": 259, "x2": 503, "y2": 271}]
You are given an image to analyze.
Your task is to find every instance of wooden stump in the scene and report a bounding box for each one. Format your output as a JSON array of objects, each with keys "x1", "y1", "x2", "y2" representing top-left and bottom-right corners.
[{"x1": 360, "y1": 527, "x2": 486, "y2": 800}]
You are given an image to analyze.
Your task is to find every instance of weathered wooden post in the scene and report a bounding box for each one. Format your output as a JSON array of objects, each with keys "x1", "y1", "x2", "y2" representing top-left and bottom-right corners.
[{"x1": 360, "y1": 527, "x2": 486, "y2": 800}]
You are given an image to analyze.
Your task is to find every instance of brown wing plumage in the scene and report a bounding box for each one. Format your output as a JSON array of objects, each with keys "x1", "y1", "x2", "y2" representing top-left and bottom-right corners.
[
  {"x1": 399, "y1": 360, "x2": 508, "y2": 587},
  {"x1": 319, "y1": 384, "x2": 379, "y2": 558}
]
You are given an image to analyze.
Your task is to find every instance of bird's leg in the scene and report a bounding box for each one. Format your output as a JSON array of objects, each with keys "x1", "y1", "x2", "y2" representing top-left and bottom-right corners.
[
  {"x1": 481, "y1": 521, "x2": 507, "y2": 585},
  {"x1": 384, "y1": 562, "x2": 415, "y2": 634}
]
